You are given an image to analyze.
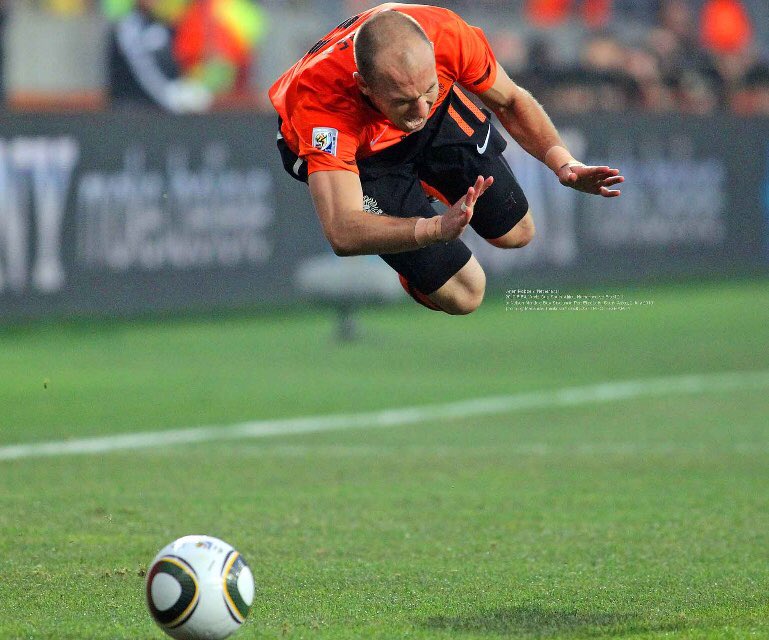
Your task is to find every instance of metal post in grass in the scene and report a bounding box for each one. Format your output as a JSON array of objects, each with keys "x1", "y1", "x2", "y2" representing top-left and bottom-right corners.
[{"x1": 295, "y1": 254, "x2": 403, "y2": 342}]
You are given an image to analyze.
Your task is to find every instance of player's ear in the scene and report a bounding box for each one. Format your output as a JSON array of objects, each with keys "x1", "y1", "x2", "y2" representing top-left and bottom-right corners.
[{"x1": 353, "y1": 71, "x2": 371, "y2": 96}]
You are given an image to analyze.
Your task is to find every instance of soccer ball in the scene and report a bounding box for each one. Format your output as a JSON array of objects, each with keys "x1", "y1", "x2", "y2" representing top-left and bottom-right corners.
[{"x1": 146, "y1": 535, "x2": 255, "y2": 640}]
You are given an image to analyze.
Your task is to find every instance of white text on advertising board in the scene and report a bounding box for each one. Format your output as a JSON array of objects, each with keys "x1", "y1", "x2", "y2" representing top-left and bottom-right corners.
[
  {"x1": 0, "y1": 137, "x2": 78, "y2": 294},
  {"x1": 77, "y1": 144, "x2": 275, "y2": 271}
]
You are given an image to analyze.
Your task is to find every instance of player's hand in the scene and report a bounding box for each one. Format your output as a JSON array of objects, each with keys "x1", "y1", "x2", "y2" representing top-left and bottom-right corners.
[
  {"x1": 558, "y1": 163, "x2": 624, "y2": 197},
  {"x1": 441, "y1": 175, "x2": 494, "y2": 240}
]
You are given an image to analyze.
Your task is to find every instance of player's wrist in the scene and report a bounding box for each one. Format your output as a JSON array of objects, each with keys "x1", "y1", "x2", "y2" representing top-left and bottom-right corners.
[
  {"x1": 544, "y1": 145, "x2": 579, "y2": 174},
  {"x1": 414, "y1": 216, "x2": 442, "y2": 247}
]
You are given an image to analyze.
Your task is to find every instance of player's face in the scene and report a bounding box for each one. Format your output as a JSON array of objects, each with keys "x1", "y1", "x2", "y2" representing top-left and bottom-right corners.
[
  {"x1": 376, "y1": 73, "x2": 439, "y2": 133},
  {"x1": 358, "y1": 47, "x2": 439, "y2": 133}
]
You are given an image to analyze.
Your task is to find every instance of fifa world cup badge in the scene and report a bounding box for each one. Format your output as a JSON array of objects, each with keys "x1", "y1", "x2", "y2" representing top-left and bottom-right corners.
[{"x1": 312, "y1": 127, "x2": 338, "y2": 155}]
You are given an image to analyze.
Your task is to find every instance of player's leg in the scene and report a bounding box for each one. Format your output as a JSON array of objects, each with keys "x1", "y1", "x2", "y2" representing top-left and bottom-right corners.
[
  {"x1": 394, "y1": 252, "x2": 486, "y2": 315},
  {"x1": 486, "y1": 210, "x2": 536, "y2": 249},
  {"x1": 418, "y1": 86, "x2": 532, "y2": 250},
  {"x1": 380, "y1": 209, "x2": 486, "y2": 314},
  {"x1": 358, "y1": 169, "x2": 486, "y2": 314},
  {"x1": 426, "y1": 255, "x2": 486, "y2": 315}
]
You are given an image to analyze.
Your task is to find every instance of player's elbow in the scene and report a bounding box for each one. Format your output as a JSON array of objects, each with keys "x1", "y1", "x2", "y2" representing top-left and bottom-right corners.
[
  {"x1": 326, "y1": 230, "x2": 360, "y2": 257},
  {"x1": 330, "y1": 242, "x2": 359, "y2": 258}
]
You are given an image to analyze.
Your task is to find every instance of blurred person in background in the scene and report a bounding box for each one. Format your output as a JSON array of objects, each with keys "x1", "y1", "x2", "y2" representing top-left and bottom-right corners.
[
  {"x1": 270, "y1": 5, "x2": 623, "y2": 315},
  {"x1": 644, "y1": 1, "x2": 708, "y2": 98},
  {"x1": 698, "y1": 0, "x2": 764, "y2": 109},
  {"x1": 104, "y1": 0, "x2": 211, "y2": 112},
  {"x1": 516, "y1": 1, "x2": 676, "y2": 113},
  {"x1": 518, "y1": 0, "x2": 769, "y2": 114},
  {"x1": 525, "y1": 0, "x2": 613, "y2": 30},
  {"x1": 174, "y1": 0, "x2": 266, "y2": 105},
  {"x1": 103, "y1": 0, "x2": 265, "y2": 112},
  {"x1": 730, "y1": 64, "x2": 769, "y2": 115}
]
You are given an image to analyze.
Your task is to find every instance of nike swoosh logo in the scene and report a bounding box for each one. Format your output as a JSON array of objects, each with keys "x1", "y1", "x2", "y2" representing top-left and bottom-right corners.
[
  {"x1": 370, "y1": 126, "x2": 389, "y2": 148},
  {"x1": 477, "y1": 123, "x2": 491, "y2": 154}
]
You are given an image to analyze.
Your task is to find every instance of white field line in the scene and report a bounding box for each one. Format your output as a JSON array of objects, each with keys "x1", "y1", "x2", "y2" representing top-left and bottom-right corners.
[
  {"x1": 211, "y1": 441, "x2": 769, "y2": 458},
  {"x1": 1, "y1": 370, "x2": 768, "y2": 462}
]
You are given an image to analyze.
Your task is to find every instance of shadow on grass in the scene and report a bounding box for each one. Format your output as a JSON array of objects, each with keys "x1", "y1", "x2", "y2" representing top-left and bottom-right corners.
[{"x1": 423, "y1": 605, "x2": 687, "y2": 638}]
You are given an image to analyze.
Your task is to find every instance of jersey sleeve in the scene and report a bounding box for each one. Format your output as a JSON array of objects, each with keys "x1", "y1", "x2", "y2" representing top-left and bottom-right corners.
[
  {"x1": 292, "y1": 102, "x2": 361, "y2": 176},
  {"x1": 444, "y1": 11, "x2": 498, "y2": 94}
]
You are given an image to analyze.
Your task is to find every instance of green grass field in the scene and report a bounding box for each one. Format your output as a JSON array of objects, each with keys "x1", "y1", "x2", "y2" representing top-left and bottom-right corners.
[{"x1": 1, "y1": 279, "x2": 769, "y2": 639}]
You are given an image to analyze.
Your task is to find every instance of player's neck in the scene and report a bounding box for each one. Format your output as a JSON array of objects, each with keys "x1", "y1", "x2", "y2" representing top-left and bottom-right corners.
[{"x1": 360, "y1": 91, "x2": 383, "y2": 116}]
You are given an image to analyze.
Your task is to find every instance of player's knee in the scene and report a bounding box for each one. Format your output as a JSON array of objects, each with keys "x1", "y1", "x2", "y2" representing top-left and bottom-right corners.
[
  {"x1": 437, "y1": 270, "x2": 486, "y2": 315},
  {"x1": 487, "y1": 211, "x2": 535, "y2": 249},
  {"x1": 440, "y1": 288, "x2": 484, "y2": 315}
]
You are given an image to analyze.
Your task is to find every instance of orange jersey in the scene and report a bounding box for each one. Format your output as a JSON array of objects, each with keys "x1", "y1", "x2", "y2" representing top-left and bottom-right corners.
[{"x1": 268, "y1": 3, "x2": 498, "y2": 176}]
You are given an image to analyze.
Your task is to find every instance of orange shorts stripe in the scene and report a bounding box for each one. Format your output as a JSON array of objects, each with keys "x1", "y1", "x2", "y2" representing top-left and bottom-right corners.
[
  {"x1": 398, "y1": 274, "x2": 443, "y2": 312},
  {"x1": 420, "y1": 181, "x2": 450, "y2": 206},
  {"x1": 452, "y1": 86, "x2": 487, "y2": 123},
  {"x1": 447, "y1": 104, "x2": 474, "y2": 137}
]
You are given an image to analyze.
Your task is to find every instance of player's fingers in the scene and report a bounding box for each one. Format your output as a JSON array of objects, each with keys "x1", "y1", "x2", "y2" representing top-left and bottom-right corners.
[
  {"x1": 468, "y1": 177, "x2": 486, "y2": 203},
  {"x1": 478, "y1": 176, "x2": 494, "y2": 196},
  {"x1": 462, "y1": 186, "x2": 476, "y2": 211},
  {"x1": 600, "y1": 186, "x2": 622, "y2": 197},
  {"x1": 577, "y1": 166, "x2": 619, "y2": 182},
  {"x1": 592, "y1": 176, "x2": 623, "y2": 192},
  {"x1": 592, "y1": 172, "x2": 620, "y2": 184},
  {"x1": 577, "y1": 165, "x2": 612, "y2": 174}
]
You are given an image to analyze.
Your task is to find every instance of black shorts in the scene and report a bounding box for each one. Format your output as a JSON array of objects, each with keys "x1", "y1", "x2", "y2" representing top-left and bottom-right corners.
[{"x1": 277, "y1": 86, "x2": 529, "y2": 294}]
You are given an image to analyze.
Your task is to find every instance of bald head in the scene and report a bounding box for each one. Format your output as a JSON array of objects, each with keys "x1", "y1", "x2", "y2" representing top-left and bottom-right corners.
[
  {"x1": 353, "y1": 10, "x2": 438, "y2": 133},
  {"x1": 354, "y1": 10, "x2": 434, "y2": 87}
]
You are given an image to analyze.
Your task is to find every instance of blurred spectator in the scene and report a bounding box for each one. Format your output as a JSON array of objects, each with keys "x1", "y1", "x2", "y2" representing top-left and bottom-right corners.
[
  {"x1": 104, "y1": 0, "x2": 265, "y2": 112},
  {"x1": 174, "y1": 0, "x2": 266, "y2": 99},
  {"x1": 532, "y1": 68, "x2": 641, "y2": 114},
  {"x1": 730, "y1": 64, "x2": 769, "y2": 115},
  {"x1": 526, "y1": 0, "x2": 613, "y2": 30},
  {"x1": 2, "y1": 0, "x2": 768, "y2": 115},
  {"x1": 509, "y1": 0, "x2": 768, "y2": 115},
  {"x1": 526, "y1": 0, "x2": 572, "y2": 27},
  {"x1": 637, "y1": 1, "x2": 721, "y2": 112},
  {"x1": 624, "y1": 45, "x2": 677, "y2": 111},
  {"x1": 700, "y1": 4, "x2": 760, "y2": 108},
  {"x1": 670, "y1": 68, "x2": 720, "y2": 114},
  {"x1": 700, "y1": 0, "x2": 753, "y2": 55},
  {"x1": 105, "y1": 0, "x2": 201, "y2": 112},
  {"x1": 640, "y1": 2, "x2": 702, "y2": 82},
  {"x1": 488, "y1": 30, "x2": 529, "y2": 76}
]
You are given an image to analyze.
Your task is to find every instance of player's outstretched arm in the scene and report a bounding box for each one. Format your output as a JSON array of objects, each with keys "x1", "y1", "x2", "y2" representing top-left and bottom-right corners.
[
  {"x1": 478, "y1": 63, "x2": 624, "y2": 198},
  {"x1": 308, "y1": 170, "x2": 492, "y2": 256}
]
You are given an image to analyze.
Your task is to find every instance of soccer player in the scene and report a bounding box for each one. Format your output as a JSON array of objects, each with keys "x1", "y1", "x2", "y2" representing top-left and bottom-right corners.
[{"x1": 269, "y1": 3, "x2": 624, "y2": 314}]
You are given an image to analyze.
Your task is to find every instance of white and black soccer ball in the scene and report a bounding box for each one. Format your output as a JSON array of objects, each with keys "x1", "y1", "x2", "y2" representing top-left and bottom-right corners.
[{"x1": 146, "y1": 535, "x2": 255, "y2": 640}]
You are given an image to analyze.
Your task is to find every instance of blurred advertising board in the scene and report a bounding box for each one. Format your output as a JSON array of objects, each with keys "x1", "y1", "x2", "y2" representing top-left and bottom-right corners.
[
  {"x1": 467, "y1": 114, "x2": 768, "y2": 286},
  {"x1": 0, "y1": 112, "x2": 766, "y2": 320},
  {"x1": 0, "y1": 113, "x2": 327, "y2": 319}
]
